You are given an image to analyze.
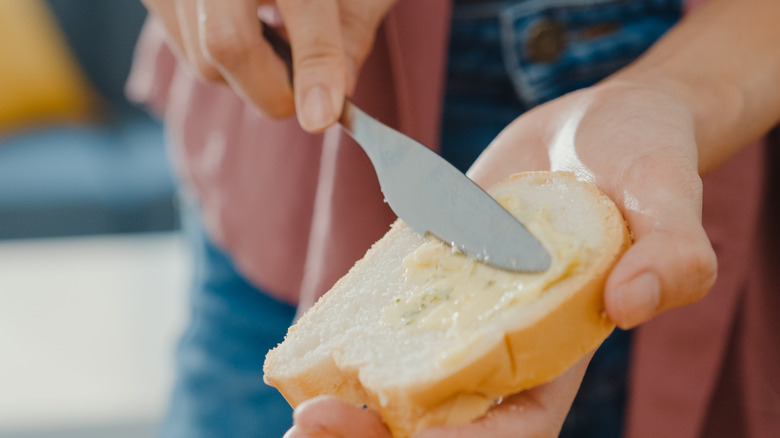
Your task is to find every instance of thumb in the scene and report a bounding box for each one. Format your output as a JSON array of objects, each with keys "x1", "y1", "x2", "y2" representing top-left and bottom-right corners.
[
  {"x1": 604, "y1": 183, "x2": 718, "y2": 329},
  {"x1": 278, "y1": 0, "x2": 346, "y2": 133},
  {"x1": 291, "y1": 396, "x2": 391, "y2": 438}
]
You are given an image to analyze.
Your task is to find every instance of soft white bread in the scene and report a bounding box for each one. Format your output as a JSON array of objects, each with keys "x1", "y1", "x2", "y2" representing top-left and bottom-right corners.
[{"x1": 263, "y1": 171, "x2": 631, "y2": 437}]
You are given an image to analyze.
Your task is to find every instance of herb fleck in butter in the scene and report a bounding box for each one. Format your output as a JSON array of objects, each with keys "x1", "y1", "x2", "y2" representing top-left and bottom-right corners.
[{"x1": 382, "y1": 206, "x2": 588, "y2": 333}]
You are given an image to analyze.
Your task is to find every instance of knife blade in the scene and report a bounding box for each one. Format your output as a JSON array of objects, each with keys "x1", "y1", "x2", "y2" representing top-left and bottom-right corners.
[{"x1": 262, "y1": 24, "x2": 550, "y2": 272}]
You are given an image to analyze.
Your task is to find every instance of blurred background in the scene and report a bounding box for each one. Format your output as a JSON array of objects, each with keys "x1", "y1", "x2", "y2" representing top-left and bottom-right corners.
[{"x1": 0, "y1": 1, "x2": 188, "y2": 436}]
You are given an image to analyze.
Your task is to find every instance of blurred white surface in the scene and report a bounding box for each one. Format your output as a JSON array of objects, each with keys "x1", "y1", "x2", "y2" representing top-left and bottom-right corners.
[{"x1": 0, "y1": 233, "x2": 190, "y2": 435}]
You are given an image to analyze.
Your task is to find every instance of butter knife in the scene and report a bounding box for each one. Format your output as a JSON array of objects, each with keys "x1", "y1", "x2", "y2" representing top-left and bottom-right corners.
[{"x1": 263, "y1": 24, "x2": 550, "y2": 272}]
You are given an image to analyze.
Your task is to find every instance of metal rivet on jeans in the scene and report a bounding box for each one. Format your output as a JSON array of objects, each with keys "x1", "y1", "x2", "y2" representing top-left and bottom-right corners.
[{"x1": 526, "y1": 20, "x2": 567, "y2": 63}]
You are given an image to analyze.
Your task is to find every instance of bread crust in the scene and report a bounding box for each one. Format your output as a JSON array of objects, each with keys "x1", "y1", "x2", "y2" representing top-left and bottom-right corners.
[{"x1": 264, "y1": 171, "x2": 631, "y2": 437}]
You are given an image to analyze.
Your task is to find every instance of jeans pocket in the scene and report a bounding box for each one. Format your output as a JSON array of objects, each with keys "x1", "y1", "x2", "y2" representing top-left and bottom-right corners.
[{"x1": 498, "y1": 0, "x2": 682, "y2": 106}]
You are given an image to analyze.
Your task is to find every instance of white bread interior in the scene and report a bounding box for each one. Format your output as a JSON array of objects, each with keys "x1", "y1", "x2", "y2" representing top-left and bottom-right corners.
[{"x1": 263, "y1": 171, "x2": 631, "y2": 437}]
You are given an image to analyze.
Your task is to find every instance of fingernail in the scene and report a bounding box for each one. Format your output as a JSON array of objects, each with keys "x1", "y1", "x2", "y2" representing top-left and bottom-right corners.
[
  {"x1": 300, "y1": 85, "x2": 334, "y2": 132},
  {"x1": 614, "y1": 272, "x2": 660, "y2": 328}
]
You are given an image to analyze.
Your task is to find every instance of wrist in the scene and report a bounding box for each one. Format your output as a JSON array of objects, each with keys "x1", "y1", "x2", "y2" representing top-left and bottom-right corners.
[{"x1": 599, "y1": 0, "x2": 780, "y2": 174}]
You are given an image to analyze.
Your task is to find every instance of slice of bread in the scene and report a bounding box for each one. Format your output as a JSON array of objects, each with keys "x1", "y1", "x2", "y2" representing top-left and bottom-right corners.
[{"x1": 264, "y1": 171, "x2": 631, "y2": 437}]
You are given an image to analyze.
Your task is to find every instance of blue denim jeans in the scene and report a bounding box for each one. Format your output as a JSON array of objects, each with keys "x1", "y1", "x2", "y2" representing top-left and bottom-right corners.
[
  {"x1": 441, "y1": 0, "x2": 680, "y2": 171},
  {"x1": 160, "y1": 207, "x2": 296, "y2": 437},
  {"x1": 162, "y1": 1, "x2": 681, "y2": 437}
]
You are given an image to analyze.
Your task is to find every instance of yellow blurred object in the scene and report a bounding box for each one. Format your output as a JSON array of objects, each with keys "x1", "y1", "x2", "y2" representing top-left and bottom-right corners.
[{"x1": 0, "y1": 0, "x2": 99, "y2": 134}]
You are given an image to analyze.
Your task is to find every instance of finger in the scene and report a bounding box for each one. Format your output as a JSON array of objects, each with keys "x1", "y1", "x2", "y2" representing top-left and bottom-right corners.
[
  {"x1": 414, "y1": 355, "x2": 592, "y2": 438},
  {"x1": 141, "y1": 0, "x2": 188, "y2": 59},
  {"x1": 465, "y1": 114, "x2": 551, "y2": 188},
  {"x1": 293, "y1": 396, "x2": 392, "y2": 438},
  {"x1": 173, "y1": 0, "x2": 223, "y2": 82},
  {"x1": 277, "y1": 0, "x2": 346, "y2": 132},
  {"x1": 199, "y1": 0, "x2": 295, "y2": 118},
  {"x1": 338, "y1": 1, "x2": 396, "y2": 95},
  {"x1": 604, "y1": 161, "x2": 717, "y2": 329}
]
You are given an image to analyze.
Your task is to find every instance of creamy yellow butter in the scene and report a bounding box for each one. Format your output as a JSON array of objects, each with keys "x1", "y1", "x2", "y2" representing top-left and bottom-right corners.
[{"x1": 383, "y1": 196, "x2": 588, "y2": 335}]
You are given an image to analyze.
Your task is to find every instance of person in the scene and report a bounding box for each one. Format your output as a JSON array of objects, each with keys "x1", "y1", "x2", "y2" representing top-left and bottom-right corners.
[{"x1": 128, "y1": 0, "x2": 780, "y2": 436}]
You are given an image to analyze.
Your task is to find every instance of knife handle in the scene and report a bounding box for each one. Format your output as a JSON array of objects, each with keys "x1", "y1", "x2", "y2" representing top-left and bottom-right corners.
[{"x1": 261, "y1": 23, "x2": 294, "y2": 87}]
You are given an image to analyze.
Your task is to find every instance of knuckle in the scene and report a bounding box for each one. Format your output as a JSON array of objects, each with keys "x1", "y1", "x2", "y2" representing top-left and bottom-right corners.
[
  {"x1": 201, "y1": 26, "x2": 248, "y2": 68},
  {"x1": 295, "y1": 43, "x2": 344, "y2": 74},
  {"x1": 191, "y1": 57, "x2": 222, "y2": 83},
  {"x1": 677, "y1": 235, "x2": 718, "y2": 303},
  {"x1": 341, "y1": 8, "x2": 376, "y2": 41}
]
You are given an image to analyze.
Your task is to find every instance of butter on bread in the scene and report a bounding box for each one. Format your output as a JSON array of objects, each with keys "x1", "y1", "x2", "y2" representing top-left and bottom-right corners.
[{"x1": 263, "y1": 171, "x2": 631, "y2": 437}]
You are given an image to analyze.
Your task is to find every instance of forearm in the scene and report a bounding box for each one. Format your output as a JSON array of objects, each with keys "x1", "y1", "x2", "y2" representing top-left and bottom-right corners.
[{"x1": 612, "y1": 0, "x2": 780, "y2": 174}]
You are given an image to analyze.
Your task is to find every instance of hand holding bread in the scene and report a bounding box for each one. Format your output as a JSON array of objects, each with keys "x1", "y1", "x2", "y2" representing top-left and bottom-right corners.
[
  {"x1": 273, "y1": 81, "x2": 717, "y2": 437},
  {"x1": 267, "y1": 170, "x2": 630, "y2": 436},
  {"x1": 284, "y1": 356, "x2": 591, "y2": 438},
  {"x1": 470, "y1": 82, "x2": 716, "y2": 331}
]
